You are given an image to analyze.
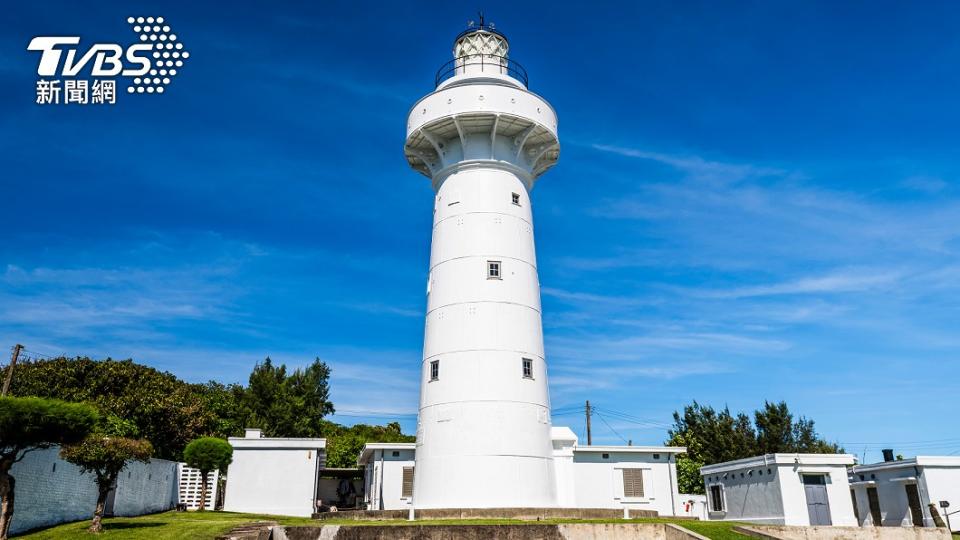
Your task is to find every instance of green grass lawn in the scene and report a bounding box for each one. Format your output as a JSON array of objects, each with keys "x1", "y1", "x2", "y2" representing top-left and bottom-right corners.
[
  {"x1": 15, "y1": 511, "x2": 315, "y2": 539},
  {"x1": 16, "y1": 511, "x2": 750, "y2": 540}
]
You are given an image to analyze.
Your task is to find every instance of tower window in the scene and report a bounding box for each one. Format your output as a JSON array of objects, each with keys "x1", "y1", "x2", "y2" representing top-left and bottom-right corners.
[
  {"x1": 511, "y1": 192, "x2": 520, "y2": 205},
  {"x1": 429, "y1": 360, "x2": 439, "y2": 381},
  {"x1": 487, "y1": 260, "x2": 501, "y2": 279},
  {"x1": 522, "y1": 358, "x2": 533, "y2": 379}
]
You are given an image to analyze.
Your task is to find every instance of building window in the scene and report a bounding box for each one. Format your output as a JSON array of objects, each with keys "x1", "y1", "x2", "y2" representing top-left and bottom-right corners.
[
  {"x1": 653, "y1": 453, "x2": 660, "y2": 460},
  {"x1": 487, "y1": 260, "x2": 501, "y2": 279},
  {"x1": 429, "y1": 360, "x2": 439, "y2": 381},
  {"x1": 401, "y1": 466, "x2": 415, "y2": 498},
  {"x1": 622, "y1": 469, "x2": 644, "y2": 498},
  {"x1": 522, "y1": 358, "x2": 533, "y2": 378},
  {"x1": 392, "y1": 451, "x2": 400, "y2": 457},
  {"x1": 511, "y1": 192, "x2": 521, "y2": 205},
  {"x1": 709, "y1": 484, "x2": 725, "y2": 512},
  {"x1": 602, "y1": 453, "x2": 610, "y2": 459}
]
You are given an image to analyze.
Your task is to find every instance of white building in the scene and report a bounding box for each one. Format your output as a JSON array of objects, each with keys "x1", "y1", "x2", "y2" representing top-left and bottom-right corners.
[
  {"x1": 404, "y1": 19, "x2": 563, "y2": 510},
  {"x1": 360, "y1": 428, "x2": 686, "y2": 516},
  {"x1": 850, "y1": 454, "x2": 960, "y2": 532},
  {"x1": 222, "y1": 428, "x2": 326, "y2": 517},
  {"x1": 359, "y1": 443, "x2": 417, "y2": 511},
  {"x1": 176, "y1": 463, "x2": 218, "y2": 510},
  {"x1": 700, "y1": 453, "x2": 858, "y2": 526}
]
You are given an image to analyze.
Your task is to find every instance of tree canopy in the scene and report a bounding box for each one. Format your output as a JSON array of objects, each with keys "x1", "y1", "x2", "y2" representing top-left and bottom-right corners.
[
  {"x1": 243, "y1": 357, "x2": 336, "y2": 437},
  {"x1": 322, "y1": 421, "x2": 414, "y2": 468},
  {"x1": 8, "y1": 357, "x2": 215, "y2": 460},
  {"x1": 666, "y1": 400, "x2": 842, "y2": 494},
  {"x1": 183, "y1": 437, "x2": 233, "y2": 474},
  {"x1": 0, "y1": 397, "x2": 99, "y2": 540},
  {"x1": 7, "y1": 355, "x2": 411, "y2": 466},
  {"x1": 0, "y1": 396, "x2": 100, "y2": 460}
]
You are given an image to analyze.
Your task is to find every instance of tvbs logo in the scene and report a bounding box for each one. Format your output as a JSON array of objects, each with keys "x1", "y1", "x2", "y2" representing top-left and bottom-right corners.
[{"x1": 27, "y1": 16, "x2": 189, "y2": 105}]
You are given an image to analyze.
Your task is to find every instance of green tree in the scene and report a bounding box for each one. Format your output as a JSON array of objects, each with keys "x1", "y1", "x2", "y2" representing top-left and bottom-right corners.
[
  {"x1": 183, "y1": 437, "x2": 233, "y2": 511},
  {"x1": 60, "y1": 417, "x2": 153, "y2": 533},
  {"x1": 0, "y1": 397, "x2": 99, "y2": 539},
  {"x1": 754, "y1": 401, "x2": 795, "y2": 454},
  {"x1": 198, "y1": 381, "x2": 250, "y2": 439},
  {"x1": 245, "y1": 357, "x2": 334, "y2": 438},
  {"x1": 9, "y1": 357, "x2": 217, "y2": 460},
  {"x1": 321, "y1": 421, "x2": 415, "y2": 468},
  {"x1": 666, "y1": 431, "x2": 706, "y2": 494},
  {"x1": 666, "y1": 400, "x2": 841, "y2": 494}
]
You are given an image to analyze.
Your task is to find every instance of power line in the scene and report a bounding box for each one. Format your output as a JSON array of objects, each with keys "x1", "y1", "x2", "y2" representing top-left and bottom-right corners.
[
  {"x1": 591, "y1": 406, "x2": 673, "y2": 430},
  {"x1": 593, "y1": 409, "x2": 629, "y2": 444}
]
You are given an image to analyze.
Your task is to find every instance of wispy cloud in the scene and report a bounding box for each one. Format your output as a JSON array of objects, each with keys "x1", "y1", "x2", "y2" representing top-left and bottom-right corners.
[
  {"x1": 590, "y1": 143, "x2": 796, "y2": 184},
  {"x1": 693, "y1": 269, "x2": 902, "y2": 299}
]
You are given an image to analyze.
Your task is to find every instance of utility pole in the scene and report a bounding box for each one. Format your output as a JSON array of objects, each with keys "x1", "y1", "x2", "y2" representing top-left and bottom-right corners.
[
  {"x1": 585, "y1": 400, "x2": 592, "y2": 446},
  {"x1": 2, "y1": 344, "x2": 23, "y2": 397}
]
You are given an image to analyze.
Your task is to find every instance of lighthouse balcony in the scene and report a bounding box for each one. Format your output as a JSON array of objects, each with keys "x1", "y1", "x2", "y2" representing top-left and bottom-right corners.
[{"x1": 435, "y1": 54, "x2": 529, "y2": 89}]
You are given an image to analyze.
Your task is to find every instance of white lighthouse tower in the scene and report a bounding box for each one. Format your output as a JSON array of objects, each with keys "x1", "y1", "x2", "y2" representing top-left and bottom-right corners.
[{"x1": 405, "y1": 19, "x2": 561, "y2": 509}]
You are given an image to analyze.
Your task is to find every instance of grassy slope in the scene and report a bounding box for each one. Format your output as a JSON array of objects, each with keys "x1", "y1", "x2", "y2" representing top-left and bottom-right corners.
[
  {"x1": 16, "y1": 511, "x2": 749, "y2": 540},
  {"x1": 15, "y1": 512, "x2": 315, "y2": 540}
]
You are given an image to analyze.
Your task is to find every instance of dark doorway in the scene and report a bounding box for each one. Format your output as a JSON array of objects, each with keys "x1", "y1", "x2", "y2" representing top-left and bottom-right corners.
[
  {"x1": 867, "y1": 487, "x2": 882, "y2": 526},
  {"x1": 905, "y1": 484, "x2": 924, "y2": 527},
  {"x1": 851, "y1": 489, "x2": 860, "y2": 524},
  {"x1": 802, "y1": 474, "x2": 832, "y2": 526}
]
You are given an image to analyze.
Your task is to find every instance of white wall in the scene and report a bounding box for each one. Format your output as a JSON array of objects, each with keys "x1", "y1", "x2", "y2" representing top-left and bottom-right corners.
[
  {"x1": 223, "y1": 447, "x2": 322, "y2": 517},
  {"x1": 703, "y1": 461, "x2": 855, "y2": 526},
  {"x1": 364, "y1": 449, "x2": 415, "y2": 510},
  {"x1": 570, "y1": 452, "x2": 678, "y2": 516},
  {"x1": 704, "y1": 466, "x2": 785, "y2": 523},
  {"x1": 177, "y1": 464, "x2": 218, "y2": 510},
  {"x1": 923, "y1": 467, "x2": 960, "y2": 532},
  {"x1": 677, "y1": 494, "x2": 708, "y2": 520},
  {"x1": 111, "y1": 458, "x2": 178, "y2": 516},
  {"x1": 780, "y1": 465, "x2": 857, "y2": 526},
  {"x1": 8, "y1": 446, "x2": 177, "y2": 535}
]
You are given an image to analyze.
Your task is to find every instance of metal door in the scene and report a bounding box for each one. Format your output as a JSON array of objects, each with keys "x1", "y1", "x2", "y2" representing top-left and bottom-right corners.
[
  {"x1": 905, "y1": 484, "x2": 924, "y2": 526},
  {"x1": 803, "y1": 474, "x2": 833, "y2": 526}
]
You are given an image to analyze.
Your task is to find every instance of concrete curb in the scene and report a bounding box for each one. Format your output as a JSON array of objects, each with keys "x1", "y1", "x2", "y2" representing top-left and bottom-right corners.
[
  {"x1": 274, "y1": 522, "x2": 710, "y2": 540},
  {"x1": 733, "y1": 526, "x2": 789, "y2": 540},
  {"x1": 666, "y1": 523, "x2": 713, "y2": 540}
]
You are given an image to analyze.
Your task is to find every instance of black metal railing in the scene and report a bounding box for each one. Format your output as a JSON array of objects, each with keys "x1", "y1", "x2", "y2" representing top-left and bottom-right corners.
[{"x1": 435, "y1": 55, "x2": 528, "y2": 88}]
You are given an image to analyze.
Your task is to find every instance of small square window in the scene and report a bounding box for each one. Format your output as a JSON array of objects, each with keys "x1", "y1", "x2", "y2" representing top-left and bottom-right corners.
[
  {"x1": 653, "y1": 453, "x2": 660, "y2": 460},
  {"x1": 522, "y1": 358, "x2": 533, "y2": 379},
  {"x1": 392, "y1": 451, "x2": 400, "y2": 457},
  {"x1": 511, "y1": 192, "x2": 521, "y2": 205},
  {"x1": 487, "y1": 260, "x2": 501, "y2": 279},
  {"x1": 602, "y1": 453, "x2": 610, "y2": 459},
  {"x1": 429, "y1": 360, "x2": 439, "y2": 381}
]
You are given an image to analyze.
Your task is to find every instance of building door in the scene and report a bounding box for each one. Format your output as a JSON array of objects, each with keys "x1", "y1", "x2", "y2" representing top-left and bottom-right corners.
[
  {"x1": 905, "y1": 484, "x2": 924, "y2": 527},
  {"x1": 803, "y1": 474, "x2": 833, "y2": 526},
  {"x1": 851, "y1": 489, "x2": 861, "y2": 524},
  {"x1": 867, "y1": 487, "x2": 882, "y2": 526}
]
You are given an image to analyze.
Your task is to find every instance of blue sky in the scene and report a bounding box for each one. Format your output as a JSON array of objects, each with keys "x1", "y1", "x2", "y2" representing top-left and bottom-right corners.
[{"x1": 2, "y1": 1, "x2": 959, "y2": 462}]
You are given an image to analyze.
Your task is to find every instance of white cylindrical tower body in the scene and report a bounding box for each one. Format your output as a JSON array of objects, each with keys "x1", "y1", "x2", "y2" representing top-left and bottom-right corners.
[{"x1": 405, "y1": 24, "x2": 561, "y2": 509}]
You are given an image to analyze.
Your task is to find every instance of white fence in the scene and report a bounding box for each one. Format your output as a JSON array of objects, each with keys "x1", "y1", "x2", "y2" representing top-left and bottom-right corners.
[{"x1": 8, "y1": 446, "x2": 178, "y2": 535}]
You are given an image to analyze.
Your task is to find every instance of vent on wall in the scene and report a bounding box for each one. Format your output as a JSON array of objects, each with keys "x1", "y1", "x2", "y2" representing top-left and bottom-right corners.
[{"x1": 401, "y1": 467, "x2": 415, "y2": 498}]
